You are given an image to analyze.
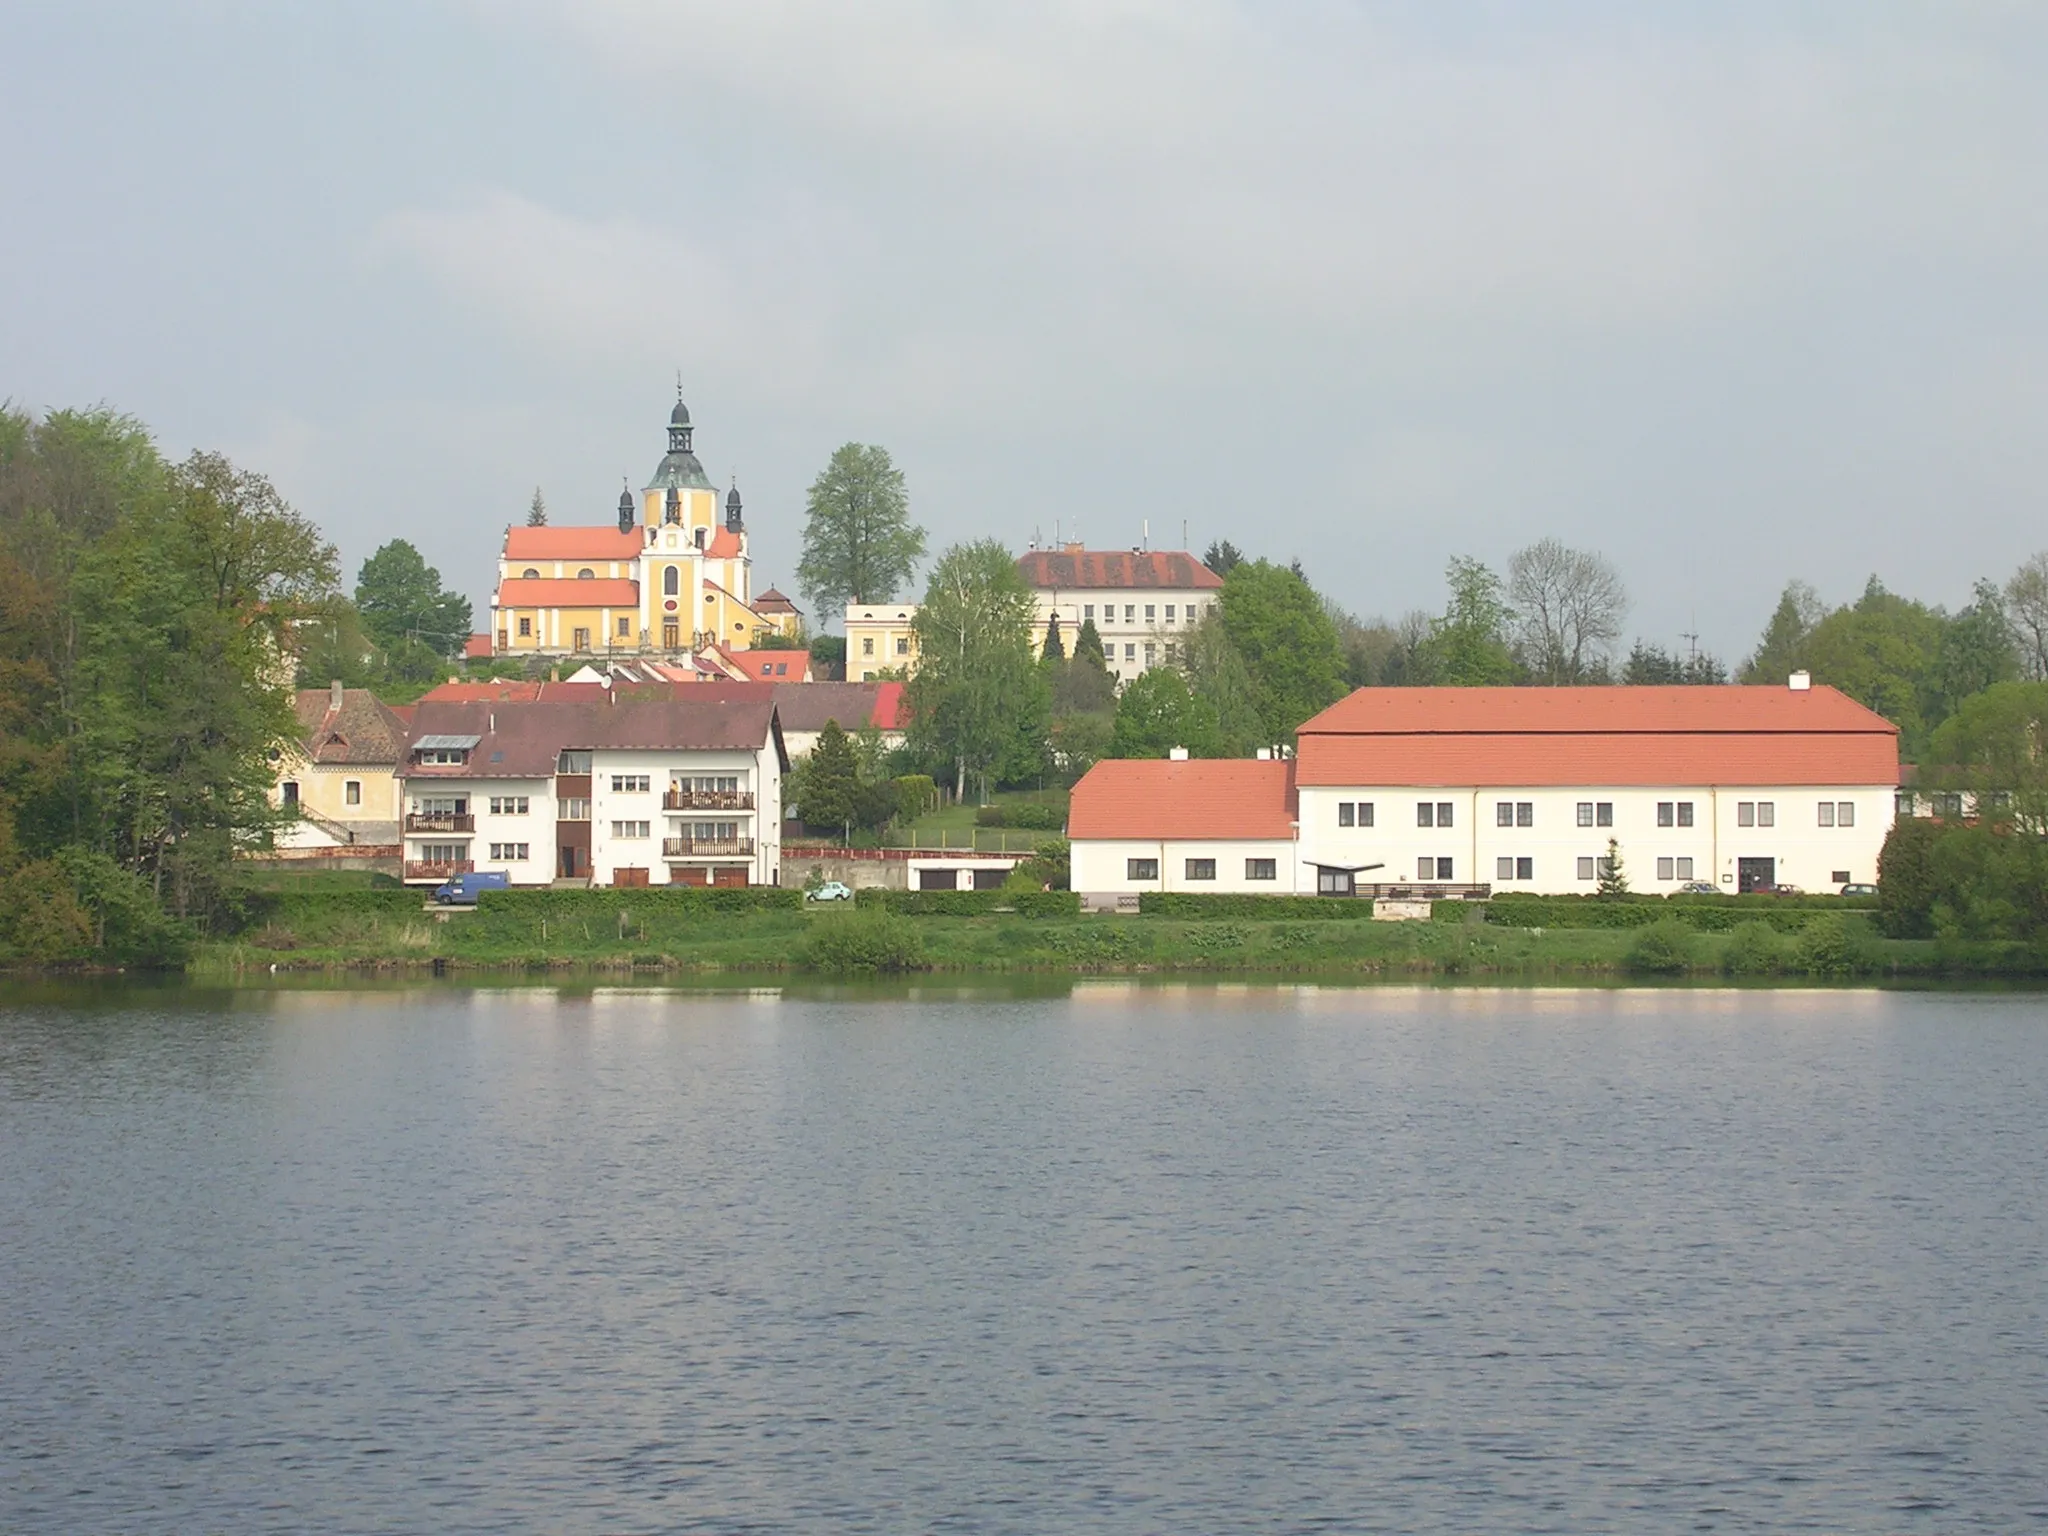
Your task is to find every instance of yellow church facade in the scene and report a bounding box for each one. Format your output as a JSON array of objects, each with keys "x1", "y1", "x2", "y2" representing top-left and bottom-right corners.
[{"x1": 490, "y1": 397, "x2": 800, "y2": 659}]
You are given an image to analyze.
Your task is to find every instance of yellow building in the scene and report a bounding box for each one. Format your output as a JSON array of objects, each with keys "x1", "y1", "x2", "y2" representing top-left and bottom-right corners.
[
  {"x1": 844, "y1": 602, "x2": 919, "y2": 680},
  {"x1": 491, "y1": 395, "x2": 779, "y2": 658},
  {"x1": 272, "y1": 683, "x2": 410, "y2": 848}
]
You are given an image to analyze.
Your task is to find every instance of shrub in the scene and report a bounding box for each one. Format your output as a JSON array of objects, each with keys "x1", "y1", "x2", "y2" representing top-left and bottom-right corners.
[
  {"x1": 973, "y1": 802, "x2": 1067, "y2": 830},
  {"x1": 1877, "y1": 817, "x2": 1941, "y2": 938},
  {"x1": 1795, "y1": 913, "x2": 1859, "y2": 977},
  {"x1": 1719, "y1": 921, "x2": 1784, "y2": 977},
  {"x1": 803, "y1": 910, "x2": 928, "y2": 973},
  {"x1": 1013, "y1": 890, "x2": 1081, "y2": 918},
  {"x1": 1624, "y1": 919, "x2": 1696, "y2": 975},
  {"x1": 1138, "y1": 893, "x2": 1375, "y2": 920},
  {"x1": 855, "y1": 888, "x2": 1002, "y2": 915}
]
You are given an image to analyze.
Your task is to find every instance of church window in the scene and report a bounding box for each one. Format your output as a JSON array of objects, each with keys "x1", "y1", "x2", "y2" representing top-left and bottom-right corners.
[
  {"x1": 577, "y1": 568, "x2": 594, "y2": 579},
  {"x1": 695, "y1": 528, "x2": 707, "y2": 549},
  {"x1": 522, "y1": 568, "x2": 539, "y2": 579},
  {"x1": 663, "y1": 567, "x2": 679, "y2": 597},
  {"x1": 517, "y1": 617, "x2": 532, "y2": 637},
  {"x1": 616, "y1": 617, "x2": 630, "y2": 637}
]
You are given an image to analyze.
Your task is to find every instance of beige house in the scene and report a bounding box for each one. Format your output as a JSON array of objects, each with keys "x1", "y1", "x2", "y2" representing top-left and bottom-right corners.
[
  {"x1": 844, "y1": 602, "x2": 919, "y2": 680},
  {"x1": 274, "y1": 683, "x2": 412, "y2": 848}
]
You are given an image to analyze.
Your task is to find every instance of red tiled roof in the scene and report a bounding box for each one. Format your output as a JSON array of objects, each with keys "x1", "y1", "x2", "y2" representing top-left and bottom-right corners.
[
  {"x1": 414, "y1": 681, "x2": 611, "y2": 704},
  {"x1": 754, "y1": 587, "x2": 801, "y2": 614},
  {"x1": 1294, "y1": 686, "x2": 1899, "y2": 787},
  {"x1": 706, "y1": 527, "x2": 741, "y2": 559},
  {"x1": 398, "y1": 696, "x2": 787, "y2": 778},
  {"x1": 1069, "y1": 759, "x2": 1296, "y2": 841},
  {"x1": 1017, "y1": 549, "x2": 1222, "y2": 591},
  {"x1": 871, "y1": 681, "x2": 904, "y2": 731},
  {"x1": 503, "y1": 526, "x2": 644, "y2": 561},
  {"x1": 462, "y1": 632, "x2": 493, "y2": 660},
  {"x1": 494, "y1": 578, "x2": 639, "y2": 607}
]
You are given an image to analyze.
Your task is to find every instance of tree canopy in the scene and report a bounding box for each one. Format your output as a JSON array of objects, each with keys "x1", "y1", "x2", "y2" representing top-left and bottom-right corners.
[
  {"x1": 906, "y1": 540, "x2": 1044, "y2": 800},
  {"x1": 1421, "y1": 557, "x2": 1516, "y2": 686},
  {"x1": 354, "y1": 540, "x2": 472, "y2": 657},
  {"x1": 796, "y1": 443, "x2": 925, "y2": 615},
  {"x1": 1215, "y1": 558, "x2": 1346, "y2": 741},
  {"x1": 1110, "y1": 668, "x2": 1221, "y2": 759}
]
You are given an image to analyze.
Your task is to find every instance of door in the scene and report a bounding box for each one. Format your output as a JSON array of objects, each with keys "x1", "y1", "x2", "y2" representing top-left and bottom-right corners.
[
  {"x1": 559, "y1": 845, "x2": 578, "y2": 878},
  {"x1": 971, "y1": 867, "x2": 1007, "y2": 891},
  {"x1": 1738, "y1": 856, "x2": 1775, "y2": 893},
  {"x1": 711, "y1": 866, "x2": 748, "y2": 888},
  {"x1": 613, "y1": 867, "x2": 649, "y2": 888},
  {"x1": 663, "y1": 622, "x2": 680, "y2": 650},
  {"x1": 919, "y1": 867, "x2": 961, "y2": 890}
]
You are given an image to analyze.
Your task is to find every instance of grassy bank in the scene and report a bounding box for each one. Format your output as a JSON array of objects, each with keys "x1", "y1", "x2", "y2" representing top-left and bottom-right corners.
[{"x1": 186, "y1": 890, "x2": 2048, "y2": 982}]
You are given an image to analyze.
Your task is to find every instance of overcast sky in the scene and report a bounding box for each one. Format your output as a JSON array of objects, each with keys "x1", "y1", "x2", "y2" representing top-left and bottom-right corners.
[{"x1": 5, "y1": 2, "x2": 2045, "y2": 659}]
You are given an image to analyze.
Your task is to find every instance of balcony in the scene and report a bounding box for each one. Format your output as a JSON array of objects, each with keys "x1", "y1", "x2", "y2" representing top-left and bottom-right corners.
[
  {"x1": 662, "y1": 789, "x2": 755, "y2": 811},
  {"x1": 662, "y1": 838, "x2": 756, "y2": 860},
  {"x1": 405, "y1": 812, "x2": 475, "y2": 833},
  {"x1": 404, "y1": 859, "x2": 473, "y2": 882}
]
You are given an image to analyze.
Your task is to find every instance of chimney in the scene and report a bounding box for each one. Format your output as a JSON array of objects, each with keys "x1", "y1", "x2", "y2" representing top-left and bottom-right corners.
[
  {"x1": 1256, "y1": 746, "x2": 1273, "y2": 761},
  {"x1": 1789, "y1": 670, "x2": 1812, "y2": 691},
  {"x1": 329, "y1": 678, "x2": 344, "y2": 710},
  {"x1": 1169, "y1": 745, "x2": 1189, "y2": 761}
]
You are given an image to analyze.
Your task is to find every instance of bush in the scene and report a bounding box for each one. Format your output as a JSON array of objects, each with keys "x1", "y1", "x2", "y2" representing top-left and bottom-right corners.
[
  {"x1": 1014, "y1": 890, "x2": 1081, "y2": 918},
  {"x1": 1718, "y1": 921, "x2": 1785, "y2": 976},
  {"x1": 1877, "y1": 817, "x2": 1941, "y2": 938},
  {"x1": 477, "y1": 886, "x2": 803, "y2": 917},
  {"x1": 1624, "y1": 919, "x2": 1696, "y2": 975},
  {"x1": 1795, "y1": 913, "x2": 1860, "y2": 977},
  {"x1": 1138, "y1": 893, "x2": 1375, "y2": 920},
  {"x1": 1486, "y1": 896, "x2": 1843, "y2": 933},
  {"x1": 803, "y1": 910, "x2": 928, "y2": 973},
  {"x1": 973, "y1": 802, "x2": 1068, "y2": 830},
  {"x1": 855, "y1": 888, "x2": 1002, "y2": 915}
]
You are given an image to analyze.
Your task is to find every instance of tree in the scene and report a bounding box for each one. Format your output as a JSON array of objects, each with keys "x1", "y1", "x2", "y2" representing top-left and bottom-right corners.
[
  {"x1": 1071, "y1": 617, "x2": 1108, "y2": 671},
  {"x1": 2006, "y1": 551, "x2": 2048, "y2": 680},
  {"x1": 1110, "y1": 668, "x2": 1221, "y2": 758},
  {"x1": 906, "y1": 540, "x2": 1040, "y2": 802},
  {"x1": 796, "y1": 443, "x2": 925, "y2": 615},
  {"x1": 1041, "y1": 611, "x2": 1066, "y2": 660},
  {"x1": 795, "y1": 720, "x2": 861, "y2": 835},
  {"x1": 1928, "y1": 681, "x2": 2048, "y2": 835},
  {"x1": 1740, "y1": 580, "x2": 1825, "y2": 683},
  {"x1": 1421, "y1": 557, "x2": 1516, "y2": 686},
  {"x1": 1934, "y1": 578, "x2": 2019, "y2": 717},
  {"x1": 1178, "y1": 609, "x2": 1266, "y2": 756},
  {"x1": 808, "y1": 633, "x2": 847, "y2": 680},
  {"x1": 354, "y1": 540, "x2": 472, "y2": 657},
  {"x1": 1203, "y1": 539, "x2": 1245, "y2": 577},
  {"x1": 1598, "y1": 837, "x2": 1629, "y2": 896},
  {"x1": 1216, "y1": 559, "x2": 1346, "y2": 741},
  {"x1": 1624, "y1": 640, "x2": 1727, "y2": 685},
  {"x1": 1799, "y1": 579, "x2": 1947, "y2": 758},
  {"x1": 526, "y1": 487, "x2": 547, "y2": 526},
  {"x1": 1507, "y1": 538, "x2": 1627, "y2": 684}
]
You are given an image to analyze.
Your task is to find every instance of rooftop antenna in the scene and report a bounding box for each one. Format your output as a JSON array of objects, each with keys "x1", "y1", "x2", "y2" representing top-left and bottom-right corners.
[{"x1": 1681, "y1": 613, "x2": 1701, "y2": 666}]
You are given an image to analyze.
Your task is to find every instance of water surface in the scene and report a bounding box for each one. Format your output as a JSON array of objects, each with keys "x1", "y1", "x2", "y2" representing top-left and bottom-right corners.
[{"x1": 2, "y1": 984, "x2": 2044, "y2": 1532}]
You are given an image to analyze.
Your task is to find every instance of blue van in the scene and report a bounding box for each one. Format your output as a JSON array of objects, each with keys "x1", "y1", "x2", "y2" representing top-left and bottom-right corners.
[{"x1": 433, "y1": 870, "x2": 510, "y2": 905}]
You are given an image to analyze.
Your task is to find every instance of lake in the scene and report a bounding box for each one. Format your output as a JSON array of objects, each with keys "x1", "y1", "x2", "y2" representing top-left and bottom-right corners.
[{"x1": 2, "y1": 982, "x2": 2044, "y2": 1533}]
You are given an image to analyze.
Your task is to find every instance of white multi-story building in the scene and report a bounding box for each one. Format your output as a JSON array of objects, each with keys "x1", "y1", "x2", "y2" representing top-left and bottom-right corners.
[
  {"x1": 397, "y1": 695, "x2": 787, "y2": 888},
  {"x1": 1071, "y1": 680, "x2": 1901, "y2": 900},
  {"x1": 1017, "y1": 547, "x2": 1224, "y2": 685}
]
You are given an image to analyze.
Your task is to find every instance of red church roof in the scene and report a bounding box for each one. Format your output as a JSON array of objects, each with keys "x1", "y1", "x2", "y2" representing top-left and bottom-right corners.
[
  {"x1": 494, "y1": 578, "x2": 639, "y2": 607},
  {"x1": 503, "y1": 526, "x2": 644, "y2": 561}
]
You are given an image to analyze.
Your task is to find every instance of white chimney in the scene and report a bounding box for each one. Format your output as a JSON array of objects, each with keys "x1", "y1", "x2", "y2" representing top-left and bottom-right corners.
[
  {"x1": 1256, "y1": 746, "x2": 1272, "y2": 761},
  {"x1": 330, "y1": 678, "x2": 344, "y2": 710},
  {"x1": 1789, "y1": 670, "x2": 1812, "y2": 691},
  {"x1": 1168, "y1": 745, "x2": 1189, "y2": 761}
]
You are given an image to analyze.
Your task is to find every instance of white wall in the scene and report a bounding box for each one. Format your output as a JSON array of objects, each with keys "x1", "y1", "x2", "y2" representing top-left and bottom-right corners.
[
  {"x1": 589, "y1": 745, "x2": 781, "y2": 887},
  {"x1": 1071, "y1": 837, "x2": 1303, "y2": 894},
  {"x1": 471, "y1": 778, "x2": 555, "y2": 884},
  {"x1": 1029, "y1": 588, "x2": 1218, "y2": 683},
  {"x1": 1295, "y1": 784, "x2": 1893, "y2": 895}
]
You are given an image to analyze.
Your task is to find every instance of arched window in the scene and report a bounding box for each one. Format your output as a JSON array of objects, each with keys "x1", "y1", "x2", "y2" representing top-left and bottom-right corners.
[
  {"x1": 577, "y1": 568, "x2": 594, "y2": 579},
  {"x1": 522, "y1": 568, "x2": 539, "y2": 579},
  {"x1": 663, "y1": 566, "x2": 679, "y2": 597}
]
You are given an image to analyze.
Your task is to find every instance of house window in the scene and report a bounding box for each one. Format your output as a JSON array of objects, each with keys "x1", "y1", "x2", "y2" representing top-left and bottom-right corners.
[
  {"x1": 610, "y1": 774, "x2": 651, "y2": 793},
  {"x1": 617, "y1": 616, "x2": 631, "y2": 637},
  {"x1": 1657, "y1": 802, "x2": 1675, "y2": 827},
  {"x1": 1417, "y1": 802, "x2": 1434, "y2": 828},
  {"x1": 281, "y1": 780, "x2": 299, "y2": 805},
  {"x1": 1818, "y1": 802, "x2": 1835, "y2": 827},
  {"x1": 862, "y1": 637, "x2": 875, "y2": 656},
  {"x1": 488, "y1": 842, "x2": 530, "y2": 862},
  {"x1": 1738, "y1": 801, "x2": 1755, "y2": 827},
  {"x1": 1494, "y1": 801, "x2": 1533, "y2": 828},
  {"x1": 1083, "y1": 604, "x2": 1094, "y2": 619},
  {"x1": 489, "y1": 796, "x2": 530, "y2": 815},
  {"x1": 1597, "y1": 802, "x2": 1613, "y2": 827},
  {"x1": 610, "y1": 820, "x2": 650, "y2": 839},
  {"x1": 1678, "y1": 802, "x2": 1694, "y2": 827},
  {"x1": 518, "y1": 617, "x2": 532, "y2": 637},
  {"x1": 896, "y1": 637, "x2": 909, "y2": 655},
  {"x1": 1144, "y1": 643, "x2": 1156, "y2": 666},
  {"x1": 1657, "y1": 857, "x2": 1674, "y2": 880},
  {"x1": 1833, "y1": 869, "x2": 1852, "y2": 884},
  {"x1": 558, "y1": 751, "x2": 592, "y2": 774},
  {"x1": 1246, "y1": 858, "x2": 1277, "y2": 881},
  {"x1": 1516, "y1": 857, "x2": 1532, "y2": 880},
  {"x1": 1339, "y1": 802, "x2": 1355, "y2": 827},
  {"x1": 1145, "y1": 605, "x2": 1155, "y2": 621},
  {"x1": 1757, "y1": 801, "x2": 1775, "y2": 827},
  {"x1": 1436, "y1": 802, "x2": 1454, "y2": 827},
  {"x1": 1185, "y1": 858, "x2": 1216, "y2": 881},
  {"x1": 1124, "y1": 644, "x2": 1136, "y2": 661},
  {"x1": 1124, "y1": 605, "x2": 1135, "y2": 622},
  {"x1": 1357, "y1": 802, "x2": 1374, "y2": 826},
  {"x1": 1496, "y1": 856, "x2": 1514, "y2": 880},
  {"x1": 344, "y1": 780, "x2": 361, "y2": 806},
  {"x1": 560, "y1": 798, "x2": 590, "y2": 821},
  {"x1": 1127, "y1": 858, "x2": 1159, "y2": 880},
  {"x1": 1518, "y1": 803, "x2": 1533, "y2": 827},
  {"x1": 1677, "y1": 857, "x2": 1694, "y2": 879},
  {"x1": 1497, "y1": 802, "x2": 1514, "y2": 827},
  {"x1": 1165, "y1": 605, "x2": 1176, "y2": 621},
  {"x1": 1577, "y1": 856, "x2": 1597, "y2": 880},
  {"x1": 1837, "y1": 802, "x2": 1854, "y2": 826},
  {"x1": 1418, "y1": 856, "x2": 1435, "y2": 880},
  {"x1": 416, "y1": 842, "x2": 466, "y2": 864}
]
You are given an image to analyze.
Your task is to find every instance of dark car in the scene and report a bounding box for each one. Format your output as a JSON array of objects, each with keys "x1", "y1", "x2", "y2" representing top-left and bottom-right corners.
[{"x1": 1839, "y1": 882, "x2": 1879, "y2": 897}]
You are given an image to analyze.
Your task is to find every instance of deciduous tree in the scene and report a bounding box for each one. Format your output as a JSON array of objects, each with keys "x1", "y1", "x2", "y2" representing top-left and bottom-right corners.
[
  {"x1": 1216, "y1": 559, "x2": 1346, "y2": 741},
  {"x1": 354, "y1": 540, "x2": 471, "y2": 657},
  {"x1": 796, "y1": 443, "x2": 925, "y2": 614},
  {"x1": 1507, "y1": 538, "x2": 1627, "y2": 684},
  {"x1": 906, "y1": 540, "x2": 1041, "y2": 801}
]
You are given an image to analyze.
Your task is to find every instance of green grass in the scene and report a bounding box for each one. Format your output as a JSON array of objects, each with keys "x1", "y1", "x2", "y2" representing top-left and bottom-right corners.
[
  {"x1": 792, "y1": 788, "x2": 1067, "y2": 854},
  {"x1": 187, "y1": 898, "x2": 2048, "y2": 982}
]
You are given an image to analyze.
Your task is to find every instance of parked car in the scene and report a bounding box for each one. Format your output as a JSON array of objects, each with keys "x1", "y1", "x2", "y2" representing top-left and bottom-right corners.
[
  {"x1": 434, "y1": 870, "x2": 510, "y2": 905},
  {"x1": 806, "y1": 880, "x2": 855, "y2": 902},
  {"x1": 1839, "y1": 882, "x2": 1879, "y2": 897},
  {"x1": 1769, "y1": 883, "x2": 1805, "y2": 897},
  {"x1": 1677, "y1": 881, "x2": 1718, "y2": 895}
]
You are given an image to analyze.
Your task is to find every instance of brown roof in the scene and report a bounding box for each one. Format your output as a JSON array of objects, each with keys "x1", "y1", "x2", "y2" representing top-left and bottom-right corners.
[
  {"x1": 1017, "y1": 549, "x2": 1222, "y2": 592},
  {"x1": 503, "y1": 526, "x2": 644, "y2": 561},
  {"x1": 1069, "y1": 759, "x2": 1296, "y2": 840},
  {"x1": 398, "y1": 696, "x2": 787, "y2": 780},
  {"x1": 768, "y1": 681, "x2": 897, "y2": 733},
  {"x1": 1295, "y1": 686, "x2": 1899, "y2": 788},
  {"x1": 292, "y1": 688, "x2": 411, "y2": 765},
  {"x1": 754, "y1": 587, "x2": 801, "y2": 614}
]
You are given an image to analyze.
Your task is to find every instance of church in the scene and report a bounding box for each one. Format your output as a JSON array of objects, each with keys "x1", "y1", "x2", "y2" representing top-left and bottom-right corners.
[{"x1": 489, "y1": 395, "x2": 796, "y2": 659}]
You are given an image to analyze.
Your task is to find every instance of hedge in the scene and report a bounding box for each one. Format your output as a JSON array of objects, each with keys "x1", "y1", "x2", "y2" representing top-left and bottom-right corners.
[
  {"x1": 851, "y1": 888, "x2": 1080, "y2": 917},
  {"x1": 1138, "y1": 892, "x2": 1385, "y2": 920},
  {"x1": 972, "y1": 803, "x2": 1068, "y2": 830},
  {"x1": 476, "y1": 886, "x2": 804, "y2": 916},
  {"x1": 240, "y1": 887, "x2": 425, "y2": 925},
  {"x1": 1483, "y1": 897, "x2": 1856, "y2": 932}
]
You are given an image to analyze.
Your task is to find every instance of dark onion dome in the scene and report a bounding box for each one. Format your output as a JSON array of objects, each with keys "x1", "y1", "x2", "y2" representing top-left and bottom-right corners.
[
  {"x1": 726, "y1": 484, "x2": 742, "y2": 513},
  {"x1": 617, "y1": 484, "x2": 633, "y2": 515},
  {"x1": 650, "y1": 394, "x2": 713, "y2": 492}
]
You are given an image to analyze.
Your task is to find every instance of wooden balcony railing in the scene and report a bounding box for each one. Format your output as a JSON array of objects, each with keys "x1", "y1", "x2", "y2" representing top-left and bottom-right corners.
[
  {"x1": 661, "y1": 838, "x2": 755, "y2": 859},
  {"x1": 404, "y1": 859, "x2": 474, "y2": 882},
  {"x1": 662, "y1": 789, "x2": 755, "y2": 811},
  {"x1": 405, "y1": 812, "x2": 475, "y2": 833}
]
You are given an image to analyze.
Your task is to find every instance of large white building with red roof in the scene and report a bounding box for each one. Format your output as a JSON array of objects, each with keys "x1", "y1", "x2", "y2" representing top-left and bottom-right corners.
[
  {"x1": 1070, "y1": 678, "x2": 1901, "y2": 901},
  {"x1": 1017, "y1": 546, "x2": 1224, "y2": 684},
  {"x1": 490, "y1": 394, "x2": 789, "y2": 660}
]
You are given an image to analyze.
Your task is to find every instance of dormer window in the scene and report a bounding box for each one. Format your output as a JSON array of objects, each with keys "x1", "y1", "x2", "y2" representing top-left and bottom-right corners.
[
  {"x1": 522, "y1": 568, "x2": 539, "y2": 578},
  {"x1": 577, "y1": 568, "x2": 594, "y2": 579}
]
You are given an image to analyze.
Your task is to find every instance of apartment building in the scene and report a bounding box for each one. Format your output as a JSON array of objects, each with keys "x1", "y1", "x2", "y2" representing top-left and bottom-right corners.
[
  {"x1": 396, "y1": 695, "x2": 787, "y2": 888},
  {"x1": 1017, "y1": 546, "x2": 1223, "y2": 685}
]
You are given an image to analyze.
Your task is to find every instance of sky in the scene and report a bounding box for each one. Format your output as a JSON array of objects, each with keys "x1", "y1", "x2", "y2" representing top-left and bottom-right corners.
[{"x1": 4, "y1": 1, "x2": 2046, "y2": 662}]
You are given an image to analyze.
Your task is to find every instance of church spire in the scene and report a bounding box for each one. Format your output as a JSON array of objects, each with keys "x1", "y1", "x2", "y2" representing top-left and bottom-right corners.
[{"x1": 668, "y1": 375, "x2": 693, "y2": 455}]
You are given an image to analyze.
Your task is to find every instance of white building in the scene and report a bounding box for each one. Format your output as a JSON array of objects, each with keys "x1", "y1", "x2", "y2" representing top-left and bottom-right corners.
[
  {"x1": 1070, "y1": 681, "x2": 1900, "y2": 901},
  {"x1": 1069, "y1": 758, "x2": 1302, "y2": 898},
  {"x1": 396, "y1": 695, "x2": 787, "y2": 888},
  {"x1": 1017, "y1": 546, "x2": 1224, "y2": 684}
]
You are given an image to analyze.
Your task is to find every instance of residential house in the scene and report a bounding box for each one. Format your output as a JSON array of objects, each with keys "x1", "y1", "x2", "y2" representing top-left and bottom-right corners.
[{"x1": 274, "y1": 682, "x2": 412, "y2": 848}]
